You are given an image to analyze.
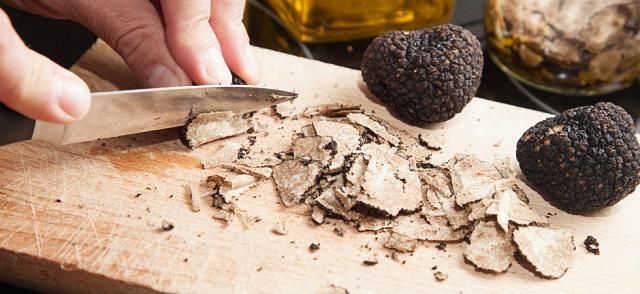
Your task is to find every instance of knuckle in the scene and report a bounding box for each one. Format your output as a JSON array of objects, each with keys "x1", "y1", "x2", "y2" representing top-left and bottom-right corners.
[
  {"x1": 108, "y1": 22, "x2": 162, "y2": 69},
  {"x1": 170, "y1": 13, "x2": 210, "y2": 31},
  {"x1": 212, "y1": 0, "x2": 246, "y2": 25}
]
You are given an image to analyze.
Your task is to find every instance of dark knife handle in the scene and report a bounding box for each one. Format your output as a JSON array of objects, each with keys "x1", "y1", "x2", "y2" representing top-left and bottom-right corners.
[{"x1": 0, "y1": 103, "x2": 35, "y2": 146}]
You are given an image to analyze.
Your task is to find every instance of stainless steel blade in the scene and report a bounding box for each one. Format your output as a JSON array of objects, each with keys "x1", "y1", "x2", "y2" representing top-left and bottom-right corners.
[{"x1": 31, "y1": 85, "x2": 297, "y2": 145}]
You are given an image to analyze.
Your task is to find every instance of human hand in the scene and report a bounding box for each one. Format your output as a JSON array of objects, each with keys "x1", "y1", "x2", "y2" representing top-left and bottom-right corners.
[{"x1": 0, "y1": 0, "x2": 259, "y2": 123}]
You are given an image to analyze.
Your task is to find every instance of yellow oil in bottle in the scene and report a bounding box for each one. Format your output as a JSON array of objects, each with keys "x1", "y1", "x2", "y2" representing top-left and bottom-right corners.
[{"x1": 266, "y1": 0, "x2": 455, "y2": 43}]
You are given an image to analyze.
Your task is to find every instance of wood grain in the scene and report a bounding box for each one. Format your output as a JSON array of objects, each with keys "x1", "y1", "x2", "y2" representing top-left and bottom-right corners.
[{"x1": 0, "y1": 41, "x2": 638, "y2": 293}]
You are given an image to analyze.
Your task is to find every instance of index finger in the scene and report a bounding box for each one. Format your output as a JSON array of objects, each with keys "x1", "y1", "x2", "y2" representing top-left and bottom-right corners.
[{"x1": 161, "y1": 0, "x2": 232, "y2": 85}]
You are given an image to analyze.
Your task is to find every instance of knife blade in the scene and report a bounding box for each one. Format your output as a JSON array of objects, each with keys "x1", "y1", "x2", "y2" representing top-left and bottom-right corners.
[{"x1": 0, "y1": 85, "x2": 297, "y2": 146}]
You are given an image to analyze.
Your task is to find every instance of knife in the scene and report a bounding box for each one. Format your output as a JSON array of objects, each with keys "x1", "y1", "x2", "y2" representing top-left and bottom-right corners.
[{"x1": 0, "y1": 85, "x2": 297, "y2": 146}]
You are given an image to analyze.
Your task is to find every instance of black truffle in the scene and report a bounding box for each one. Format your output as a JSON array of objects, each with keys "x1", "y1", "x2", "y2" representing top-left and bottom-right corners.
[
  {"x1": 361, "y1": 24, "x2": 483, "y2": 123},
  {"x1": 516, "y1": 102, "x2": 640, "y2": 212}
]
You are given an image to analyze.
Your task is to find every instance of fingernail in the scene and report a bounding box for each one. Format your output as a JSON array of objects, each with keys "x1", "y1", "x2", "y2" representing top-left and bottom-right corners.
[
  {"x1": 146, "y1": 64, "x2": 181, "y2": 87},
  {"x1": 204, "y1": 47, "x2": 231, "y2": 84},
  {"x1": 244, "y1": 46, "x2": 261, "y2": 84},
  {"x1": 56, "y1": 73, "x2": 90, "y2": 119}
]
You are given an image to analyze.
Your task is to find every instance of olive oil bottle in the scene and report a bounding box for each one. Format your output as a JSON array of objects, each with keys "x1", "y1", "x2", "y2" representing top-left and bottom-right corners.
[{"x1": 267, "y1": 0, "x2": 455, "y2": 43}]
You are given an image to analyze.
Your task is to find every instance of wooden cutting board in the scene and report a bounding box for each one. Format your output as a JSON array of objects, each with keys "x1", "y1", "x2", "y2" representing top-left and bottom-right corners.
[{"x1": 0, "y1": 41, "x2": 638, "y2": 294}]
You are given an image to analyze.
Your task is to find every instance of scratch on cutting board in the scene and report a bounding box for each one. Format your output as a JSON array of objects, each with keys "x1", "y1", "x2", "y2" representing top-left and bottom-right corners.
[
  {"x1": 18, "y1": 144, "x2": 43, "y2": 257},
  {"x1": 74, "y1": 243, "x2": 82, "y2": 266},
  {"x1": 1, "y1": 221, "x2": 28, "y2": 247},
  {"x1": 53, "y1": 211, "x2": 98, "y2": 259},
  {"x1": 29, "y1": 202, "x2": 42, "y2": 257},
  {"x1": 94, "y1": 230, "x2": 122, "y2": 272}
]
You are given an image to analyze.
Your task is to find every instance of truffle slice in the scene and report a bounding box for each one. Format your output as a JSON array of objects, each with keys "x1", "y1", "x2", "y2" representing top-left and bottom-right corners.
[
  {"x1": 397, "y1": 143, "x2": 433, "y2": 168},
  {"x1": 313, "y1": 120, "x2": 361, "y2": 171},
  {"x1": 485, "y1": 180, "x2": 548, "y2": 231},
  {"x1": 392, "y1": 215, "x2": 469, "y2": 242},
  {"x1": 347, "y1": 113, "x2": 401, "y2": 146},
  {"x1": 181, "y1": 111, "x2": 254, "y2": 149},
  {"x1": 355, "y1": 152, "x2": 422, "y2": 217},
  {"x1": 463, "y1": 220, "x2": 515, "y2": 273},
  {"x1": 383, "y1": 232, "x2": 418, "y2": 253},
  {"x1": 311, "y1": 206, "x2": 326, "y2": 224},
  {"x1": 356, "y1": 217, "x2": 396, "y2": 232},
  {"x1": 421, "y1": 169, "x2": 471, "y2": 230},
  {"x1": 207, "y1": 172, "x2": 259, "y2": 203},
  {"x1": 300, "y1": 124, "x2": 317, "y2": 137},
  {"x1": 466, "y1": 198, "x2": 494, "y2": 222},
  {"x1": 516, "y1": 102, "x2": 640, "y2": 212},
  {"x1": 446, "y1": 154, "x2": 503, "y2": 206},
  {"x1": 292, "y1": 136, "x2": 335, "y2": 166},
  {"x1": 337, "y1": 154, "x2": 368, "y2": 210},
  {"x1": 513, "y1": 226, "x2": 576, "y2": 279},
  {"x1": 418, "y1": 134, "x2": 444, "y2": 151},
  {"x1": 274, "y1": 101, "x2": 296, "y2": 118},
  {"x1": 202, "y1": 142, "x2": 244, "y2": 169},
  {"x1": 316, "y1": 188, "x2": 360, "y2": 221},
  {"x1": 219, "y1": 163, "x2": 273, "y2": 179},
  {"x1": 272, "y1": 159, "x2": 321, "y2": 207},
  {"x1": 301, "y1": 103, "x2": 362, "y2": 118}
]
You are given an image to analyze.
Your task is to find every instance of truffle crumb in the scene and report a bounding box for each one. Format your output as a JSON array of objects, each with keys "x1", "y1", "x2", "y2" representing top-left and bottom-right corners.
[
  {"x1": 237, "y1": 147, "x2": 250, "y2": 159},
  {"x1": 347, "y1": 113, "x2": 400, "y2": 146},
  {"x1": 333, "y1": 226, "x2": 345, "y2": 237},
  {"x1": 583, "y1": 235, "x2": 600, "y2": 255},
  {"x1": 318, "y1": 285, "x2": 349, "y2": 294},
  {"x1": 322, "y1": 140, "x2": 338, "y2": 156},
  {"x1": 272, "y1": 221, "x2": 288, "y2": 235},
  {"x1": 161, "y1": 220, "x2": 174, "y2": 231},
  {"x1": 433, "y1": 271, "x2": 448, "y2": 281},
  {"x1": 362, "y1": 256, "x2": 379, "y2": 266},
  {"x1": 311, "y1": 206, "x2": 326, "y2": 224},
  {"x1": 309, "y1": 243, "x2": 321, "y2": 252},
  {"x1": 186, "y1": 184, "x2": 200, "y2": 212}
]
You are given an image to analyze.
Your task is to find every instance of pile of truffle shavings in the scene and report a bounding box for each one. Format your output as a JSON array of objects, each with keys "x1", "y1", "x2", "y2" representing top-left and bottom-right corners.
[
  {"x1": 186, "y1": 104, "x2": 576, "y2": 279},
  {"x1": 486, "y1": 0, "x2": 640, "y2": 84}
]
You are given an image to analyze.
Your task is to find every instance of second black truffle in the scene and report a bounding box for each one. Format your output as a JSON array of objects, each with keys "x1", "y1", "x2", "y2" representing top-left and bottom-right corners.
[
  {"x1": 361, "y1": 24, "x2": 483, "y2": 123},
  {"x1": 516, "y1": 102, "x2": 640, "y2": 212}
]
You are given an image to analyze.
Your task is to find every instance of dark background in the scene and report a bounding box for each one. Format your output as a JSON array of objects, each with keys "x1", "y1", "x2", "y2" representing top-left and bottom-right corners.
[{"x1": 0, "y1": 0, "x2": 639, "y2": 292}]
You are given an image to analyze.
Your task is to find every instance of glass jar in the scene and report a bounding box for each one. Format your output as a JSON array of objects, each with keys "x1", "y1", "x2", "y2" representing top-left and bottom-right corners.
[
  {"x1": 267, "y1": 0, "x2": 455, "y2": 43},
  {"x1": 485, "y1": 0, "x2": 640, "y2": 96}
]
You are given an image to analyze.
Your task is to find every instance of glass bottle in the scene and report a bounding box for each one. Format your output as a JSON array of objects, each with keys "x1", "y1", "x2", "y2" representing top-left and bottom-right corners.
[
  {"x1": 485, "y1": 0, "x2": 640, "y2": 96},
  {"x1": 267, "y1": 0, "x2": 455, "y2": 43}
]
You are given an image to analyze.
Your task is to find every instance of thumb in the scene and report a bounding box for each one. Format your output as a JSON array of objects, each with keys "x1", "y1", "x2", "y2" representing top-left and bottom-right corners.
[{"x1": 0, "y1": 9, "x2": 90, "y2": 123}]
